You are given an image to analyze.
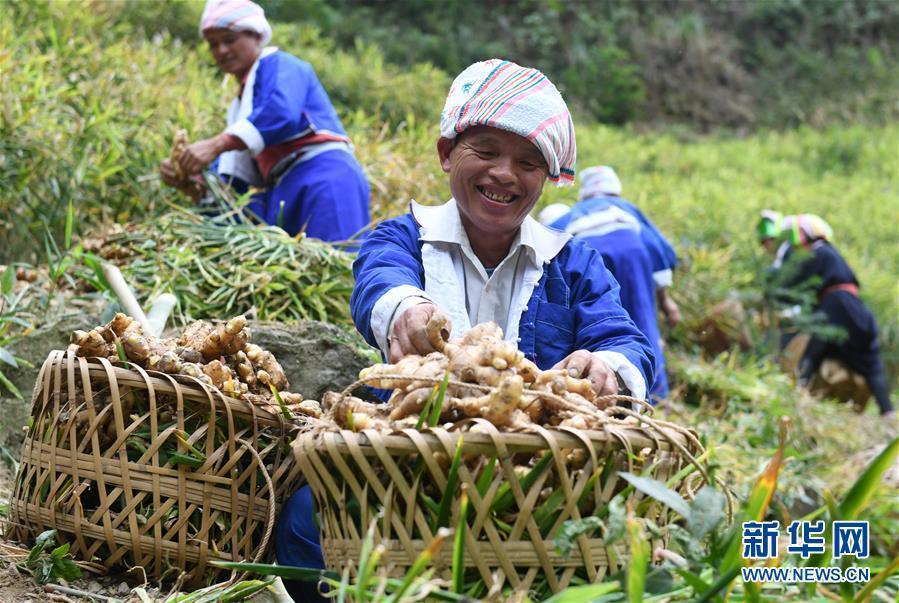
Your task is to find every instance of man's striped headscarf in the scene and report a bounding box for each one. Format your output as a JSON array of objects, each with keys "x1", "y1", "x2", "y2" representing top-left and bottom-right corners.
[
  {"x1": 440, "y1": 59, "x2": 576, "y2": 186},
  {"x1": 199, "y1": 0, "x2": 272, "y2": 45}
]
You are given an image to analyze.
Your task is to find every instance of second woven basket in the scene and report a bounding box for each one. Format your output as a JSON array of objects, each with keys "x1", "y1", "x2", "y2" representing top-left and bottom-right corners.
[{"x1": 296, "y1": 417, "x2": 705, "y2": 599}]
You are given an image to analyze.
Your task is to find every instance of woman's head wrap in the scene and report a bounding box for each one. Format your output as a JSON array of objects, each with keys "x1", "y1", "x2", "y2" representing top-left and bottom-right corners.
[
  {"x1": 757, "y1": 210, "x2": 833, "y2": 245},
  {"x1": 757, "y1": 209, "x2": 782, "y2": 241},
  {"x1": 781, "y1": 213, "x2": 833, "y2": 245},
  {"x1": 578, "y1": 165, "x2": 622, "y2": 200},
  {"x1": 199, "y1": 0, "x2": 272, "y2": 45},
  {"x1": 439, "y1": 59, "x2": 576, "y2": 186}
]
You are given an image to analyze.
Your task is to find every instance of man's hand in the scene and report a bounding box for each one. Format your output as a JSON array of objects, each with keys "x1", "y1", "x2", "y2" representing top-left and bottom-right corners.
[
  {"x1": 552, "y1": 350, "x2": 618, "y2": 397},
  {"x1": 389, "y1": 303, "x2": 451, "y2": 362},
  {"x1": 662, "y1": 298, "x2": 682, "y2": 328},
  {"x1": 178, "y1": 134, "x2": 229, "y2": 175}
]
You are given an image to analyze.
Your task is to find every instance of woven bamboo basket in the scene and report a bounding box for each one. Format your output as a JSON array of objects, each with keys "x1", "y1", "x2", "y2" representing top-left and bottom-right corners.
[
  {"x1": 9, "y1": 351, "x2": 303, "y2": 585},
  {"x1": 296, "y1": 414, "x2": 707, "y2": 598}
]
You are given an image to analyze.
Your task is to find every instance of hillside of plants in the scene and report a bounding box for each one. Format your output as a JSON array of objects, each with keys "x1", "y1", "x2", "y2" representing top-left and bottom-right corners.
[
  {"x1": 0, "y1": 0, "x2": 897, "y2": 601},
  {"x1": 287, "y1": 0, "x2": 899, "y2": 129}
]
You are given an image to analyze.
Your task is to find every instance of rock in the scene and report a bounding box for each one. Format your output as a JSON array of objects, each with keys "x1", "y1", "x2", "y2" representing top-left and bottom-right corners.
[
  {"x1": 246, "y1": 320, "x2": 376, "y2": 401},
  {"x1": 1, "y1": 313, "x2": 99, "y2": 449}
]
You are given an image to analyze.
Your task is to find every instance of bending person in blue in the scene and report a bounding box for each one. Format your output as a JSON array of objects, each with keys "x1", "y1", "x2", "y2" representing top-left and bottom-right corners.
[
  {"x1": 159, "y1": 0, "x2": 369, "y2": 241},
  {"x1": 539, "y1": 166, "x2": 680, "y2": 400},
  {"x1": 275, "y1": 60, "x2": 655, "y2": 599}
]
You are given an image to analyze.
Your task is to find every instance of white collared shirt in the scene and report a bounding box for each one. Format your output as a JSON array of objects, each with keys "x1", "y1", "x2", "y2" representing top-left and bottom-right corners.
[{"x1": 371, "y1": 199, "x2": 569, "y2": 350}]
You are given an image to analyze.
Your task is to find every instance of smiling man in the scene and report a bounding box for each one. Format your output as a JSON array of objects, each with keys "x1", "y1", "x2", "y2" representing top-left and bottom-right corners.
[
  {"x1": 350, "y1": 59, "x2": 654, "y2": 400},
  {"x1": 275, "y1": 60, "x2": 657, "y2": 596}
]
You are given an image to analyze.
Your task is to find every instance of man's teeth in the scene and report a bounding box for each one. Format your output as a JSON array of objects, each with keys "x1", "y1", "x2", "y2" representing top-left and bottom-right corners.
[{"x1": 479, "y1": 187, "x2": 514, "y2": 203}]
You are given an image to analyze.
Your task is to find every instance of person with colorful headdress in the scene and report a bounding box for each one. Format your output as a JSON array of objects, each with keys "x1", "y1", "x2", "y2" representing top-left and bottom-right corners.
[
  {"x1": 537, "y1": 165, "x2": 679, "y2": 401},
  {"x1": 352, "y1": 59, "x2": 653, "y2": 399},
  {"x1": 758, "y1": 209, "x2": 893, "y2": 417},
  {"x1": 275, "y1": 59, "x2": 655, "y2": 590},
  {"x1": 158, "y1": 0, "x2": 370, "y2": 242},
  {"x1": 757, "y1": 210, "x2": 834, "y2": 268}
]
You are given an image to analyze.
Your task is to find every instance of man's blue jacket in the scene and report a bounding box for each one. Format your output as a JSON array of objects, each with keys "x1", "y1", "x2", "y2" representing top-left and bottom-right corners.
[{"x1": 350, "y1": 212, "x2": 655, "y2": 395}]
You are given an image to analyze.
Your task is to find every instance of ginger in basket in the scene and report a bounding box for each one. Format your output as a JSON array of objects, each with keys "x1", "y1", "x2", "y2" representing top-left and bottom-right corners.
[
  {"x1": 340, "y1": 318, "x2": 615, "y2": 430},
  {"x1": 67, "y1": 314, "x2": 311, "y2": 420}
]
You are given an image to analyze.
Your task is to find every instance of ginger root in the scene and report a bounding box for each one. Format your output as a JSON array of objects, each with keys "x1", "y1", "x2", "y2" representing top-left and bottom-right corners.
[
  {"x1": 324, "y1": 392, "x2": 391, "y2": 430},
  {"x1": 203, "y1": 359, "x2": 235, "y2": 390},
  {"x1": 69, "y1": 314, "x2": 315, "y2": 416},
  {"x1": 451, "y1": 375, "x2": 523, "y2": 427},
  {"x1": 244, "y1": 343, "x2": 288, "y2": 390},
  {"x1": 177, "y1": 320, "x2": 211, "y2": 350},
  {"x1": 170, "y1": 129, "x2": 189, "y2": 181},
  {"x1": 201, "y1": 315, "x2": 249, "y2": 359},
  {"x1": 71, "y1": 329, "x2": 113, "y2": 358},
  {"x1": 389, "y1": 387, "x2": 432, "y2": 420},
  {"x1": 426, "y1": 312, "x2": 450, "y2": 352},
  {"x1": 535, "y1": 370, "x2": 596, "y2": 403},
  {"x1": 344, "y1": 321, "x2": 623, "y2": 431}
]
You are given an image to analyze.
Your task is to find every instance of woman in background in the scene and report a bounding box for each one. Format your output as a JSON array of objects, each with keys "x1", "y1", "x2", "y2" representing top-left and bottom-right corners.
[{"x1": 159, "y1": 0, "x2": 370, "y2": 241}]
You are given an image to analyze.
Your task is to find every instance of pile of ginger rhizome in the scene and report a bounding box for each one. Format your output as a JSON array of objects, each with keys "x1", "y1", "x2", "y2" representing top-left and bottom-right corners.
[
  {"x1": 68, "y1": 314, "x2": 643, "y2": 434},
  {"x1": 325, "y1": 317, "x2": 646, "y2": 432},
  {"x1": 68, "y1": 313, "x2": 322, "y2": 421}
]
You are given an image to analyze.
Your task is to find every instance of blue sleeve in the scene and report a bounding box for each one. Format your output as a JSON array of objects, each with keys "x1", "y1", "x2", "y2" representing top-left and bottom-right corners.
[
  {"x1": 248, "y1": 54, "x2": 311, "y2": 147},
  {"x1": 641, "y1": 224, "x2": 678, "y2": 274},
  {"x1": 564, "y1": 242, "x2": 656, "y2": 390},
  {"x1": 621, "y1": 201, "x2": 678, "y2": 273},
  {"x1": 350, "y1": 216, "x2": 424, "y2": 348}
]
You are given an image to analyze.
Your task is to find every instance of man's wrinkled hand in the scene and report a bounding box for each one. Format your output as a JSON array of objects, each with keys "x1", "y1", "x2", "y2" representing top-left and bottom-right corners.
[
  {"x1": 159, "y1": 158, "x2": 206, "y2": 201},
  {"x1": 552, "y1": 350, "x2": 618, "y2": 398},
  {"x1": 657, "y1": 288, "x2": 682, "y2": 328},
  {"x1": 389, "y1": 303, "x2": 451, "y2": 362}
]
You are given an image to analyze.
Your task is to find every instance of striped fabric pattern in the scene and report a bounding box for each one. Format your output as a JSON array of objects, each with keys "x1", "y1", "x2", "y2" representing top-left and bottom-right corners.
[
  {"x1": 199, "y1": 0, "x2": 272, "y2": 45},
  {"x1": 782, "y1": 213, "x2": 834, "y2": 245},
  {"x1": 440, "y1": 59, "x2": 576, "y2": 186}
]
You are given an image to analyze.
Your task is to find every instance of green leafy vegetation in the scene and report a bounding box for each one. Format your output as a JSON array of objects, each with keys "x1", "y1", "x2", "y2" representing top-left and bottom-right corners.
[
  {"x1": 288, "y1": 0, "x2": 899, "y2": 128},
  {"x1": 77, "y1": 206, "x2": 356, "y2": 326},
  {"x1": 19, "y1": 530, "x2": 81, "y2": 585}
]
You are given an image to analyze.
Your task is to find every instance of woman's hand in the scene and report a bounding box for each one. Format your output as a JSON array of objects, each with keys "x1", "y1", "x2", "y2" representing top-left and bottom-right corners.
[
  {"x1": 159, "y1": 158, "x2": 184, "y2": 187},
  {"x1": 657, "y1": 287, "x2": 682, "y2": 328},
  {"x1": 389, "y1": 303, "x2": 452, "y2": 362},
  {"x1": 178, "y1": 134, "x2": 230, "y2": 175},
  {"x1": 552, "y1": 350, "x2": 618, "y2": 398},
  {"x1": 159, "y1": 158, "x2": 207, "y2": 201}
]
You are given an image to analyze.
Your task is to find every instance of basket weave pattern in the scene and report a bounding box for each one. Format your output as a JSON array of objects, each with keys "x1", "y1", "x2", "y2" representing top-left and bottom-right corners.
[
  {"x1": 9, "y1": 351, "x2": 302, "y2": 584},
  {"x1": 296, "y1": 419, "x2": 697, "y2": 595}
]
